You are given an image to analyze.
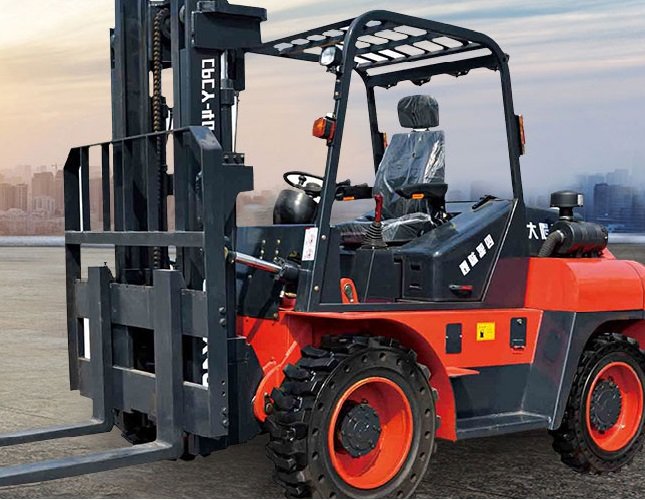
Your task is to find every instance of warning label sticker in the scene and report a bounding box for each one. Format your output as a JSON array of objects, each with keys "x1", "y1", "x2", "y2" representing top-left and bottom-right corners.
[
  {"x1": 476, "y1": 322, "x2": 496, "y2": 342},
  {"x1": 302, "y1": 227, "x2": 319, "y2": 262}
]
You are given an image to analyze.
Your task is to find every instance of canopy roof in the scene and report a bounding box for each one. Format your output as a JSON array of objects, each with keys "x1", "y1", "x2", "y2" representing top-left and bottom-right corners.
[{"x1": 251, "y1": 12, "x2": 504, "y2": 87}]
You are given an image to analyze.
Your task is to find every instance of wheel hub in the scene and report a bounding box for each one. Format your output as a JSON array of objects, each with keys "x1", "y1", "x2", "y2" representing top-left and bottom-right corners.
[
  {"x1": 339, "y1": 403, "x2": 382, "y2": 458},
  {"x1": 590, "y1": 378, "x2": 623, "y2": 432}
]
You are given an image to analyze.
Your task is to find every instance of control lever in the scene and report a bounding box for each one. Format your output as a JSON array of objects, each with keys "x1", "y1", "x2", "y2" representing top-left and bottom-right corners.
[{"x1": 362, "y1": 194, "x2": 387, "y2": 249}]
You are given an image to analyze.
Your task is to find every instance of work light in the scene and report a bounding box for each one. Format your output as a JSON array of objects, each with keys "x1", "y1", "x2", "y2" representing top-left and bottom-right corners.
[{"x1": 320, "y1": 46, "x2": 343, "y2": 68}]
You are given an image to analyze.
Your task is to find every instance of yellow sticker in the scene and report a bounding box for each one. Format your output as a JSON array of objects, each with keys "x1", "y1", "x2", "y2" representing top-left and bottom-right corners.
[{"x1": 476, "y1": 322, "x2": 496, "y2": 342}]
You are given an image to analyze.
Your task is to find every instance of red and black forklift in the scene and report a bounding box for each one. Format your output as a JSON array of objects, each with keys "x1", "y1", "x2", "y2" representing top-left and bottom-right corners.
[{"x1": 0, "y1": 1, "x2": 643, "y2": 498}]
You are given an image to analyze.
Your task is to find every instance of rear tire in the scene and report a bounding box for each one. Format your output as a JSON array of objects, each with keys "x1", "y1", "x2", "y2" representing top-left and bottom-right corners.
[
  {"x1": 266, "y1": 336, "x2": 437, "y2": 498},
  {"x1": 551, "y1": 333, "x2": 645, "y2": 474}
]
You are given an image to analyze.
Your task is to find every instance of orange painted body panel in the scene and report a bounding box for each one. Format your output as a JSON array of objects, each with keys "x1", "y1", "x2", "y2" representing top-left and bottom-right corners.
[
  {"x1": 525, "y1": 258, "x2": 645, "y2": 312},
  {"x1": 623, "y1": 321, "x2": 645, "y2": 347},
  {"x1": 238, "y1": 315, "x2": 313, "y2": 420},
  {"x1": 240, "y1": 308, "x2": 543, "y2": 441},
  {"x1": 287, "y1": 309, "x2": 544, "y2": 368},
  {"x1": 238, "y1": 315, "x2": 313, "y2": 371}
]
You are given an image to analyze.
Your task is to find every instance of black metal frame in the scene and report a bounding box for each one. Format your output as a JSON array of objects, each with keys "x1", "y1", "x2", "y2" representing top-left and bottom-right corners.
[
  {"x1": 0, "y1": 125, "x2": 250, "y2": 486},
  {"x1": 253, "y1": 11, "x2": 527, "y2": 312},
  {"x1": 64, "y1": 125, "x2": 243, "y2": 438}
]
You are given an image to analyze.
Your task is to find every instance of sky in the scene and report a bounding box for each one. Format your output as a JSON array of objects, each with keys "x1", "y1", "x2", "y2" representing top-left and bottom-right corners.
[{"x1": 0, "y1": 0, "x2": 643, "y2": 199}]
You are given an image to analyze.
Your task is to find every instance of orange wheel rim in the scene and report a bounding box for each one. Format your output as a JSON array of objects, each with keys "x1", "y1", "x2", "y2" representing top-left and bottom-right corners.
[
  {"x1": 585, "y1": 362, "x2": 644, "y2": 452},
  {"x1": 327, "y1": 377, "x2": 413, "y2": 490}
]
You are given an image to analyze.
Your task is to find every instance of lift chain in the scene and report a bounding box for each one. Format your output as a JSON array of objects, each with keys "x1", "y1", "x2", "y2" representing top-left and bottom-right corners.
[{"x1": 152, "y1": 7, "x2": 169, "y2": 269}]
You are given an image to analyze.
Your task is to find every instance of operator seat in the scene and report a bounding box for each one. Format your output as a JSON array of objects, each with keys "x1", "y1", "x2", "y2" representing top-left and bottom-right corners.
[{"x1": 339, "y1": 95, "x2": 448, "y2": 245}]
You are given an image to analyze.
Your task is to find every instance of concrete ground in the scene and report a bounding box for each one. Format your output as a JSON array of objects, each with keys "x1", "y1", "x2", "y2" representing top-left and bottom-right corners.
[{"x1": 0, "y1": 246, "x2": 643, "y2": 498}]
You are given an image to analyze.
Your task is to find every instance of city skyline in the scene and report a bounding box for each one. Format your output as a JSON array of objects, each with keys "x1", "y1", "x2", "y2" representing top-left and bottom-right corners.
[{"x1": 0, "y1": 162, "x2": 642, "y2": 236}]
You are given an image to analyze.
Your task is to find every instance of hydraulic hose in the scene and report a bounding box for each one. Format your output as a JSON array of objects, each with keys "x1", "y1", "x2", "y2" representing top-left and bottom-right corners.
[{"x1": 538, "y1": 230, "x2": 565, "y2": 258}]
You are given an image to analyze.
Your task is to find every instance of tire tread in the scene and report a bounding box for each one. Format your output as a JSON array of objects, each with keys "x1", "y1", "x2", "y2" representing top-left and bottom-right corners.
[{"x1": 551, "y1": 333, "x2": 645, "y2": 474}]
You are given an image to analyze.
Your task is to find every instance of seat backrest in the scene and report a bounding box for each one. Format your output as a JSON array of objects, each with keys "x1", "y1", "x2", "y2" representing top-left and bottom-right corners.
[{"x1": 374, "y1": 95, "x2": 445, "y2": 220}]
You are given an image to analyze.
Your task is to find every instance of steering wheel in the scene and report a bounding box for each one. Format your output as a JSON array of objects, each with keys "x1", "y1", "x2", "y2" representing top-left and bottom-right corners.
[{"x1": 284, "y1": 171, "x2": 325, "y2": 197}]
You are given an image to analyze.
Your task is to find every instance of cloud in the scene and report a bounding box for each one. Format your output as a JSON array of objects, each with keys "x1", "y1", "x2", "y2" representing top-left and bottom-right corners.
[
  {"x1": 0, "y1": 0, "x2": 642, "y2": 196},
  {"x1": 0, "y1": 1, "x2": 113, "y2": 169}
]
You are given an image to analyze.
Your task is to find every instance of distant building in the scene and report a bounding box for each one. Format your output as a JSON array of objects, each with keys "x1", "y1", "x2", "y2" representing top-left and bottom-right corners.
[
  {"x1": 632, "y1": 192, "x2": 645, "y2": 232},
  {"x1": 15, "y1": 184, "x2": 28, "y2": 212},
  {"x1": 90, "y1": 178, "x2": 103, "y2": 223},
  {"x1": 575, "y1": 173, "x2": 605, "y2": 219},
  {"x1": 607, "y1": 185, "x2": 633, "y2": 225},
  {"x1": 0, "y1": 183, "x2": 29, "y2": 212},
  {"x1": 0, "y1": 184, "x2": 16, "y2": 211},
  {"x1": 606, "y1": 169, "x2": 630, "y2": 186},
  {"x1": 55, "y1": 170, "x2": 64, "y2": 214},
  {"x1": 593, "y1": 182, "x2": 635, "y2": 230},
  {"x1": 594, "y1": 183, "x2": 610, "y2": 220},
  {"x1": 32, "y1": 172, "x2": 55, "y2": 199},
  {"x1": 32, "y1": 195, "x2": 56, "y2": 215}
]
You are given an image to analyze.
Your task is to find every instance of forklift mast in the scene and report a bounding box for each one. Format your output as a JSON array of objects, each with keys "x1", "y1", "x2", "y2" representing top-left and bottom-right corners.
[
  {"x1": 111, "y1": 0, "x2": 265, "y2": 284},
  {"x1": 104, "y1": 0, "x2": 269, "y2": 443},
  {"x1": 0, "y1": 0, "x2": 268, "y2": 486}
]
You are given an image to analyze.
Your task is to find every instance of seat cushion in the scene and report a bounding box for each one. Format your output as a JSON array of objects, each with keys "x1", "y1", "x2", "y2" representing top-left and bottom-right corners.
[{"x1": 337, "y1": 213, "x2": 437, "y2": 247}]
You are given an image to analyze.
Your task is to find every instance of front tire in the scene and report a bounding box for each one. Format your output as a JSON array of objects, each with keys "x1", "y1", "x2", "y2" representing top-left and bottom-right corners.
[
  {"x1": 266, "y1": 336, "x2": 437, "y2": 498},
  {"x1": 551, "y1": 333, "x2": 645, "y2": 474}
]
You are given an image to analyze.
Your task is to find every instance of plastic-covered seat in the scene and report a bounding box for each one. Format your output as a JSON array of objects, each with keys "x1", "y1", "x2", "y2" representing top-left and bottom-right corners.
[{"x1": 338, "y1": 95, "x2": 447, "y2": 245}]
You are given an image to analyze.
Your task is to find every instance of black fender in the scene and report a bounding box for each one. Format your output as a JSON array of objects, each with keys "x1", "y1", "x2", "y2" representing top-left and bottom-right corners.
[{"x1": 523, "y1": 310, "x2": 645, "y2": 430}]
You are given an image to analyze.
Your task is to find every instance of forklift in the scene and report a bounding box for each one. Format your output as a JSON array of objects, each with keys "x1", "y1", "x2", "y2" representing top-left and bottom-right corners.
[{"x1": 1, "y1": 1, "x2": 644, "y2": 498}]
